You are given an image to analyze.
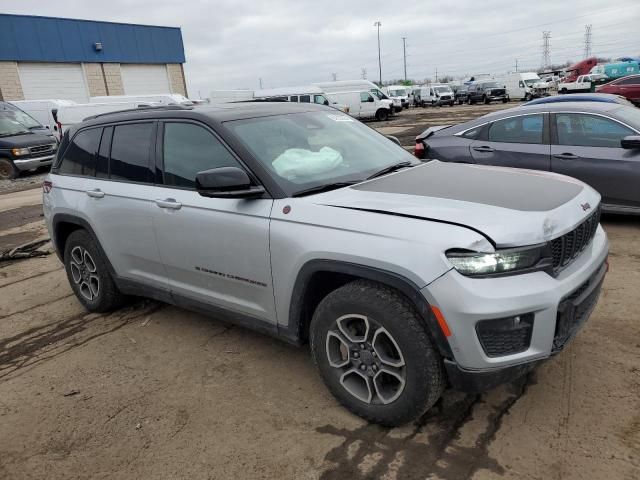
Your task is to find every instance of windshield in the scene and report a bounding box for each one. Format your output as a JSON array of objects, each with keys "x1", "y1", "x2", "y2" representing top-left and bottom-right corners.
[
  {"x1": 434, "y1": 86, "x2": 452, "y2": 93},
  {"x1": 0, "y1": 117, "x2": 31, "y2": 136},
  {"x1": 483, "y1": 82, "x2": 501, "y2": 88},
  {"x1": 0, "y1": 104, "x2": 42, "y2": 129},
  {"x1": 225, "y1": 111, "x2": 416, "y2": 195},
  {"x1": 371, "y1": 89, "x2": 388, "y2": 100},
  {"x1": 389, "y1": 89, "x2": 406, "y2": 97},
  {"x1": 613, "y1": 105, "x2": 640, "y2": 130},
  {"x1": 523, "y1": 79, "x2": 539, "y2": 86}
]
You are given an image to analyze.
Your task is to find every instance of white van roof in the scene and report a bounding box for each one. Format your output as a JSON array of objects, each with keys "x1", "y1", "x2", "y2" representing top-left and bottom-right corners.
[
  {"x1": 57, "y1": 102, "x2": 158, "y2": 124},
  {"x1": 90, "y1": 94, "x2": 191, "y2": 105},
  {"x1": 254, "y1": 85, "x2": 324, "y2": 98},
  {"x1": 10, "y1": 99, "x2": 77, "y2": 107}
]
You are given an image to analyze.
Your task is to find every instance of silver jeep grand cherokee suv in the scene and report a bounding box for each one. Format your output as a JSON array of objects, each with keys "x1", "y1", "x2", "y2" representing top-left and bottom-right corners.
[{"x1": 43, "y1": 103, "x2": 608, "y2": 426}]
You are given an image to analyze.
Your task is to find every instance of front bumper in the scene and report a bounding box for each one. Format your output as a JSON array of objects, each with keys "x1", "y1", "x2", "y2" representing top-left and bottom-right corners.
[
  {"x1": 421, "y1": 226, "x2": 608, "y2": 383},
  {"x1": 13, "y1": 154, "x2": 55, "y2": 171}
]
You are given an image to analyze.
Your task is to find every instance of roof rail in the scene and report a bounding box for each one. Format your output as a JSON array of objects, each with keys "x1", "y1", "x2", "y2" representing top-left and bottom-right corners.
[{"x1": 83, "y1": 104, "x2": 193, "y2": 121}]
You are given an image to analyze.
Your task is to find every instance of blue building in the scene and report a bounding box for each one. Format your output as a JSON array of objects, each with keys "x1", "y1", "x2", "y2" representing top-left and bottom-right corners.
[{"x1": 0, "y1": 14, "x2": 187, "y2": 102}]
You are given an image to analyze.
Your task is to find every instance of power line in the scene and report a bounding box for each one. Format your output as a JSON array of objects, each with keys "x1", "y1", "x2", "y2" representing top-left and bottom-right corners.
[{"x1": 584, "y1": 24, "x2": 593, "y2": 58}]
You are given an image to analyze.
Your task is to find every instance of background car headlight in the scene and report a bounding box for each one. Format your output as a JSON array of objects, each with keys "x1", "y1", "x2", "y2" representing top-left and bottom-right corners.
[
  {"x1": 11, "y1": 147, "x2": 29, "y2": 156},
  {"x1": 446, "y1": 245, "x2": 548, "y2": 276}
]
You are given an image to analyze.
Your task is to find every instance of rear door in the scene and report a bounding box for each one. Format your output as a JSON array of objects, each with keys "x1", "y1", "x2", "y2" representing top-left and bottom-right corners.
[
  {"x1": 550, "y1": 112, "x2": 640, "y2": 209},
  {"x1": 151, "y1": 120, "x2": 276, "y2": 323},
  {"x1": 470, "y1": 113, "x2": 551, "y2": 170}
]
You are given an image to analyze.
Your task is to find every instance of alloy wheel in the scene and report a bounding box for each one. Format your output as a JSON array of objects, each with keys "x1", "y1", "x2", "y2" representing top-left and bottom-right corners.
[
  {"x1": 69, "y1": 246, "x2": 100, "y2": 301},
  {"x1": 325, "y1": 314, "x2": 406, "y2": 405}
]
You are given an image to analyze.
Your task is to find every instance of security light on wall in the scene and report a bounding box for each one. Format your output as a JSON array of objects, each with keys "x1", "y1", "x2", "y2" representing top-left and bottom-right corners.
[{"x1": 94, "y1": 42, "x2": 103, "y2": 51}]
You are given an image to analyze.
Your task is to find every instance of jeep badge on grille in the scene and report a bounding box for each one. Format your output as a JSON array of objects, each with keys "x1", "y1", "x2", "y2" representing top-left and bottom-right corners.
[{"x1": 581, "y1": 202, "x2": 591, "y2": 211}]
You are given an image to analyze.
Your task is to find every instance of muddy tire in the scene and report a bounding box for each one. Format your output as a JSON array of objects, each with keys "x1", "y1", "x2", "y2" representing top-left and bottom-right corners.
[
  {"x1": 467, "y1": 96, "x2": 473, "y2": 105},
  {"x1": 0, "y1": 158, "x2": 18, "y2": 180},
  {"x1": 375, "y1": 109, "x2": 389, "y2": 121},
  {"x1": 310, "y1": 280, "x2": 445, "y2": 426},
  {"x1": 63, "y1": 230, "x2": 125, "y2": 313}
]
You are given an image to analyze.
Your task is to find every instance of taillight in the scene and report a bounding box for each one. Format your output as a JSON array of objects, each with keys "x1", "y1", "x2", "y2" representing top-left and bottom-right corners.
[
  {"x1": 414, "y1": 141, "x2": 425, "y2": 159},
  {"x1": 42, "y1": 180, "x2": 53, "y2": 194}
]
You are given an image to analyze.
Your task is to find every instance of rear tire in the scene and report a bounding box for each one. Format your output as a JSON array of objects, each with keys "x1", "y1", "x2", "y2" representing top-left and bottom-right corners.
[
  {"x1": 310, "y1": 280, "x2": 445, "y2": 426},
  {"x1": 63, "y1": 230, "x2": 125, "y2": 313},
  {"x1": 467, "y1": 96, "x2": 473, "y2": 105},
  {"x1": 483, "y1": 95, "x2": 490, "y2": 104},
  {"x1": 0, "y1": 158, "x2": 18, "y2": 180}
]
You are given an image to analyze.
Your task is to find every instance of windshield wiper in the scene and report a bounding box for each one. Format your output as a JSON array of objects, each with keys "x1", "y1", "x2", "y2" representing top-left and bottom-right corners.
[
  {"x1": 292, "y1": 181, "x2": 359, "y2": 197},
  {"x1": 366, "y1": 161, "x2": 415, "y2": 180}
]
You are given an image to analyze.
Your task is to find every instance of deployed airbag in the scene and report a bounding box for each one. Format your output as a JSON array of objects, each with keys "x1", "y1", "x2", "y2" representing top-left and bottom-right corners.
[{"x1": 272, "y1": 147, "x2": 343, "y2": 180}]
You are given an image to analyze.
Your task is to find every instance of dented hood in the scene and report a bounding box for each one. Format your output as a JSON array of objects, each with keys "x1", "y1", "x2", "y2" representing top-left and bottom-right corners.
[{"x1": 313, "y1": 161, "x2": 601, "y2": 247}]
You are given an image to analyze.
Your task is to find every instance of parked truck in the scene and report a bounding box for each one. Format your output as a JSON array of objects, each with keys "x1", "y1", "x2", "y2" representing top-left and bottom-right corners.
[
  {"x1": 495, "y1": 72, "x2": 550, "y2": 101},
  {"x1": 558, "y1": 75, "x2": 594, "y2": 94}
]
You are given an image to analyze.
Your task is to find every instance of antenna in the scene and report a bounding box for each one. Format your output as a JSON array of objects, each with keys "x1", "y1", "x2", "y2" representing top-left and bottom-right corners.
[
  {"x1": 541, "y1": 31, "x2": 551, "y2": 69},
  {"x1": 584, "y1": 24, "x2": 593, "y2": 59}
]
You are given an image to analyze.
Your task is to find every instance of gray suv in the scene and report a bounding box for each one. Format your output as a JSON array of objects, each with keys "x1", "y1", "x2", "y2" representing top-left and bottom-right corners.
[{"x1": 43, "y1": 103, "x2": 608, "y2": 426}]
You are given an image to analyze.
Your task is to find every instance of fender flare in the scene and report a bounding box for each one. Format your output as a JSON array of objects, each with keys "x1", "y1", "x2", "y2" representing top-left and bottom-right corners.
[{"x1": 283, "y1": 259, "x2": 453, "y2": 359}]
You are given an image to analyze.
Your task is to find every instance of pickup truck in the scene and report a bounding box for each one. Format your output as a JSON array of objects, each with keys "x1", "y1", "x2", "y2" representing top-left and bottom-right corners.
[{"x1": 558, "y1": 75, "x2": 594, "y2": 94}]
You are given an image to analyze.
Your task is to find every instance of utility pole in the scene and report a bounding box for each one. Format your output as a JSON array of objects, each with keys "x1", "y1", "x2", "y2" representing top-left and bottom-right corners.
[
  {"x1": 584, "y1": 24, "x2": 593, "y2": 59},
  {"x1": 542, "y1": 31, "x2": 551, "y2": 69},
  {"x1": 435, "y1": 67, "x2": 438, "y2": 82},
  {"x1": 402, "y1": 37, "x2": 407, "y2": 82},
  {"x1": 361, "y1": 67, "x2": 367, "y2": 80},
  {"x1": 259, "y1": 77, "x2": 263, "y2": 89},
  {"x1": 374, "y1": 21, "x2": 382, "y2": 85},
  {"x1": 331, "y1": 72, "x2": 337, "y2": 81},
  {"x1": 514, "y1": 59, "x2": 518, "y2": 72}
]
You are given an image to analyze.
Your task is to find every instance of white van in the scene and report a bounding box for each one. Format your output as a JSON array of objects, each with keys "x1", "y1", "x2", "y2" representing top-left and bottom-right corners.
[
  {"x1": 326, "y1": 90, "x2": 392, "y2": 121},
  {"x1": 90, "y1": 93, "x2": 193, "y2": 106},
  {"x1": 209, "y1": 90, "x2": 255, "y2": 103},
  {"x1": 54, "y1": 102, "x2": 158, "y2": 137},
  {"x1": 9, "y1": 99, "x2": 76, "y2": 133},
  {"x1": 495, "y1": 72, "x2": 550, "y2": 101},
  {"x1": 313, "y1": 80, "x2": 393, "y2": 109},
  {"x1": 414, "y1": 84, "x2": 455, "y2": 107},
  {"x1": 384, "y1": 85, "x2": 411, "y2": 111},
  {"x1": 253, "y1": 85, "x2": 349, "y2": 113}
]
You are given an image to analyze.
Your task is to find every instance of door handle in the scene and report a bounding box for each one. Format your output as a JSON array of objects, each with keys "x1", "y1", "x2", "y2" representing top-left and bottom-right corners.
[
  {"x1": 553, "y1": 153, "x2": 580, "y2": 160},
  {"x1": 473, "y1": 146, "x2": 494, "y2": 153},
  {"x1": 155, "y1": 198, "x2": 182, "y2": 210},
  {"x1": 85, "y1": 189, "x2": 105, "y2": 198}
]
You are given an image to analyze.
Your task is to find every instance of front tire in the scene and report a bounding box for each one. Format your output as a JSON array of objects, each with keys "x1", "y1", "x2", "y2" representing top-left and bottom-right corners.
[
  {"x1": 310, "y1": 280, "x2": 445, "y2": 426},
  {"x1": 0, "y1": 158, "x2": 18, "y2": 180},
  {"x1": 375, "y1": 109, "x2": 389, "y2": 121},
  {"x1": 64, "y1": 230, "x2": 125, "y2": 312}
]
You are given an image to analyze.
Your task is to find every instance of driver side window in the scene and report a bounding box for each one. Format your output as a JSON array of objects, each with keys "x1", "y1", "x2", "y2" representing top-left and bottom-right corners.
[
  {"x1": 360, "y1": 92, "x2": 373, "y2": 102},
  {"x1": 556, "y1": 114, "x2": 633, "y2": 148},
  {"x1": 162, "y1": 122, "x2": 241, "y2": 188}
]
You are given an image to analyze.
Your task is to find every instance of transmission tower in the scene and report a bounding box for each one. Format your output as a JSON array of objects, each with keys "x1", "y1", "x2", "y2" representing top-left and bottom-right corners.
[
  {"x1": 541, "y1": 31, "x2": 551, "y2": 69},
  {"x1": 584, "y1": 24, "x2": 593, "y2": 58},
  {"x1": 361, "y1": 67, "x2": 367, "y2": 79},
  {"x1": 331, "y1": 72, "x2": 337, "y2": 81}
]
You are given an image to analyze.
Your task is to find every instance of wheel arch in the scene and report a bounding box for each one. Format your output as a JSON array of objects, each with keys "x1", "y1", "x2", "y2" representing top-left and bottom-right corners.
[
  {"x1": 51, "y1": 213, "x2": 117, "y2": 275},
  {"x1": 282, "y1": 259, "x2": 453, "y2": 359}
]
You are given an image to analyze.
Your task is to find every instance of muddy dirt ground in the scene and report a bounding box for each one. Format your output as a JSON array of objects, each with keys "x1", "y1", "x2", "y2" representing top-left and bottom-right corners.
[{"x1": 0, "y1": 104, "x2": 638, "y2": 480}]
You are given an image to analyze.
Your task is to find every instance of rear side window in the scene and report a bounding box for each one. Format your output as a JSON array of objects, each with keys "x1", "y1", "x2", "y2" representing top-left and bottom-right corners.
[
  {"x1": 619, "y1": 77, "x2": 640, "y2": 85},
  {"x1": 488, "y1": 114, "x2": 543, "y2": 144},
  {"x1": 109, "y1": 123, "x2": 154, "y2": 183},
  {"x1": 300, "y1": 95, "x2": 311, "y2": 103},
  {"x1": 58, "y1": 128, "x2": 101, "y2": 176},
  {"x1": 290, "y1": 95, "x2": 299, "y2": 102},
  {"x1": 162, "y1": 122, "x2": 240, "y2": 188}
]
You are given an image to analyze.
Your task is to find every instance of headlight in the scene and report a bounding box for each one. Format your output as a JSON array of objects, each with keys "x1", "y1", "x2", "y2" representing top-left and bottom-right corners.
[
  {"x1": 11, "y1": 147, "x2": 30, "y2": 156},
  {"x1": 446, "y1": 245, "x2": 548, "y2": 276}
]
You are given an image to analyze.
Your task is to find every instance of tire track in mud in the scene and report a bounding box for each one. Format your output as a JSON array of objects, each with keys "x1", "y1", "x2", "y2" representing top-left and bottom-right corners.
[
  {"x1": 317, "y1": 373, "x2": 533, "y2": 479},
  {"x1": 0, "y1": 301, "x2": 163, "y2": 382}
]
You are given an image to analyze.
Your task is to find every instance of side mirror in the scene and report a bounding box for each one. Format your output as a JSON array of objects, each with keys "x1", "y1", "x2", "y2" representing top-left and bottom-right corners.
[
  {"x1": 368, "y1": 97, "x2": 374, "y2": 102},
  {"x1": 324, "y1": 100, "x2": 329, "y2": 106},
  {"x1": 621, "y1": 135, "x2": 640, "y2": 149},
  {"x1": 386, "y1": 135, "x2": 402, "y2": 146},
  {"x1": 196, "y1": 166, "x2": 265, "y2": 198}
]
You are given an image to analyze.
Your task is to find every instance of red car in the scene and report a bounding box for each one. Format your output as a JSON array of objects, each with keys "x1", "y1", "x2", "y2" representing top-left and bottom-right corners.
[{"x1": 596, "y1": 75, "x2": 640, "y2": 105}]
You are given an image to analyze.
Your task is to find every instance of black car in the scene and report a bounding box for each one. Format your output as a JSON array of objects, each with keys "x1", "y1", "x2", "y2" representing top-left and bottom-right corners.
[
  {"x1": 454, "y1": 85, "x2": 470, "y2": 105},
  {"x1": 466, "y1": 81, "x2": 509, "y2": 104},
  {"x1": 0, "y1": 115, "x2": 58, "y2": 179},
  {"x1": 414, "y1": 102, "x2": 640, "y2": 214}
]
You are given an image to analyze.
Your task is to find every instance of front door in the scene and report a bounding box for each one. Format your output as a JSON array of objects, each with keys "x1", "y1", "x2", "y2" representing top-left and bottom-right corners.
[
  {"x1": 470, "y1": 113, "x2": 551, "y2": 171},
  {"x1": 551, "y1": 112, "x2": 640, "y2": 210},
  {"x1": 151, "y1": 120, "x2": 276, "y2": 322}
]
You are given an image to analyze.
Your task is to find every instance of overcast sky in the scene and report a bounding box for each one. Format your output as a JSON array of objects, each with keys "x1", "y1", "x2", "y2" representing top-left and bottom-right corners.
[{"x1": 2, "y1": 0, "x2": 639, "y2": 98}]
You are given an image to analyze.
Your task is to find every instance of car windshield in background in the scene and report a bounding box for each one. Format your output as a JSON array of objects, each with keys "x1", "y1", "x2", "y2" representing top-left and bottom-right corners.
[
  {"x1": 612, "y1": 105, "x2": 640, "y2": 129},
  {"x1": 0, "y1": 117, "x2": 31, "y2": 137},
  {"x1": 524, "y1": 79, "x2": 538, "y2": 86},
  {"x1": 225, "y1": 111, "x2": 416, "y2": 195},
  {"x1": 390, "y1": 90, "x2": 406, "y2": 96},
  {"x1": 0, "y1": 104, "x2": 42, "y2": 129},
  {"x1": 483, "y1": 82, "x2": 501, "y2": 88},
  {"x1": 434, "y1": 87, "x2": 451, "y2": 93}
]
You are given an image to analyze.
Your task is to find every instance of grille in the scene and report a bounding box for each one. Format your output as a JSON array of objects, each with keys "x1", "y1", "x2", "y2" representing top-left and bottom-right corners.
[
  {"x1": 476, "y1": 314, "x2": 534, "y2": 357},
  {"x1": 29, "y1": 144, "x2": 55, "y2": 155},
  {"x1": 550, "y1": 207, "x2": 600, "y2": 274},
  {"x1": 491, "y1": 89, "x2": 506, "y2": 95},
  {"x1": 553, "y1": 271, "x2": 604, "y2": 352},
  {"x1": 440, "y1": 95, "x2": 452, "y2": 100}
]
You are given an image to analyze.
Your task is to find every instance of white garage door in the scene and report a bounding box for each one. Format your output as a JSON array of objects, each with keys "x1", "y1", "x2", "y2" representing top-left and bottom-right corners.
[
  {"x1": 121, "y1": 64, "x2": 171, "y2": 95},
  {"x1": 18, "y1": 63, "x2": 89, "y2": 103}
]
